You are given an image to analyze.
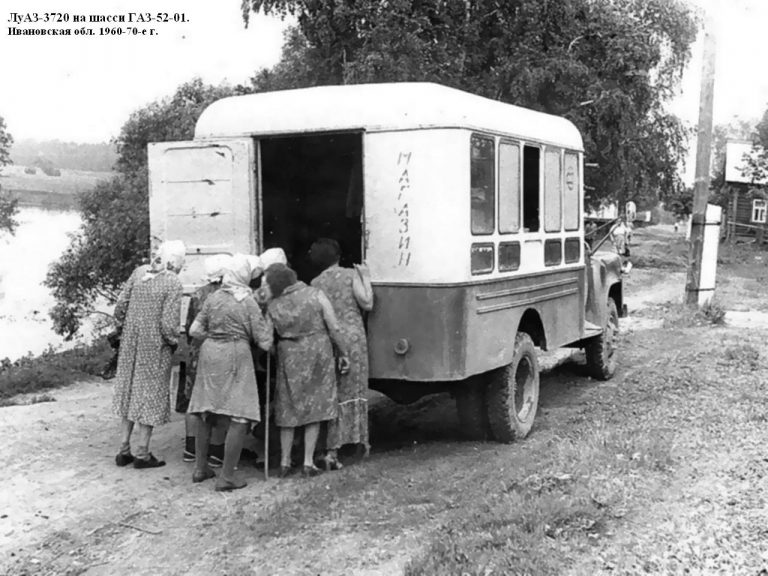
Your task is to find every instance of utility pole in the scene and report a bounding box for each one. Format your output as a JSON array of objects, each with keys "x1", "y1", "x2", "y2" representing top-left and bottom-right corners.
[{"x1": 685, "y1": 23, "x2": 717, "y2": 306}]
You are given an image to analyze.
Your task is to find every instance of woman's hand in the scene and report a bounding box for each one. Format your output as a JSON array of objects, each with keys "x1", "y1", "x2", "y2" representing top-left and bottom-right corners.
[
  {"x1": 338, "y1": 356, "x2": 351, "y2": 375},
  {"x1": 353, "y1": 262, "x2": 370, "y2": 278}
]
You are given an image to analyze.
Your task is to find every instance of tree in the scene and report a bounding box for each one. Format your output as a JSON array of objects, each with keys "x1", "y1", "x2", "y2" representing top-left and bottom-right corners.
[
  {"x1": 242, "y1": 0, "x2": 698, "y2": 210},
  {"x1": 46, "y1": 79, "x2": 237, "y2": 338},
  {"x1": 0, "y1": 115, "x2": 18, "y2": 236}
]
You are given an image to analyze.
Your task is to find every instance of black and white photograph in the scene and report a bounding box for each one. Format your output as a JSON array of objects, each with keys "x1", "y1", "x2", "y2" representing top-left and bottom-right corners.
[{"x1": 2, "y1": 0, "x2": 768, "y2": 574}]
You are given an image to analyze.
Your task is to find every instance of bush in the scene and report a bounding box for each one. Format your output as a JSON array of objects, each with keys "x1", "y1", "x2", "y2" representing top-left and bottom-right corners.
[{"x1": 0, "y1": 341, "x2": 113, "y2": 401}]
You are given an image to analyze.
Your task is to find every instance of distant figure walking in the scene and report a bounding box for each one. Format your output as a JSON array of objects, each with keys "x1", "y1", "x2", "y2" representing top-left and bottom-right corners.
[
  {"x1": 112, "y1": 240, "x2": 185, "y2": 469},
  {"x1": 310, "y1": 238, "x2": 373, "y2": 469}
]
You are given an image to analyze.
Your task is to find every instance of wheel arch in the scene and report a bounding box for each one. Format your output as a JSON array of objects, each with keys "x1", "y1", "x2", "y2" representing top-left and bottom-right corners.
[{"x1": 517, "y1": 308, "x2": 547, "y2": 350}]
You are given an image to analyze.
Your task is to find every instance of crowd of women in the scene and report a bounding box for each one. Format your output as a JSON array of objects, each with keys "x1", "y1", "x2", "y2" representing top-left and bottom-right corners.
[{"x1": 110, "y1": 238, "x2": 373, "y2": 492}]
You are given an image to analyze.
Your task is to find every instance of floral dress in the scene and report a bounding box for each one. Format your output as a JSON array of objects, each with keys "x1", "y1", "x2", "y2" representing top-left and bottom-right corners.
[
  {"x1": 312, "y1": 266, "x2": 370, "y2": 451},
  {"x1": 267, "y1": 282, "x2": 347, "y2": 428},
  {"x1": 187, "y1": 291, "x2": 273, "y2": 422},
  {"x1": 112, "y1": 265, "x2": 183, "y2": 427}
]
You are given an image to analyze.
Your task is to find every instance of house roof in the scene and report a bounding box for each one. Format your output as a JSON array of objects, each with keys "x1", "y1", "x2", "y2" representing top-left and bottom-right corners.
[
  {"x1": 194, "y1": 82, "x2": 584, "y2": 151},
  {"x1": 725, "y1": 141, "x2": 767, "y2": 185}
]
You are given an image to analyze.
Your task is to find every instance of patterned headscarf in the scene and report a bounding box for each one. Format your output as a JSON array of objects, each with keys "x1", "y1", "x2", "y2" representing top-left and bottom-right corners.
[{"x1": 221, "y1": 253, "x2": 253, "y2": 302}]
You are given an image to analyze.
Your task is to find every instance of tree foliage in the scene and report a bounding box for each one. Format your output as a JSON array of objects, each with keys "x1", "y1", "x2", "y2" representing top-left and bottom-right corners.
[
  {"x1": 743, "y1": 109, "x2": 768, "y2": 185},
  {"x1": 46, "y1": 79, "x2": 236, "y2": 338},
  {"x1": 243, "y1": 0, "x2": 697, "y2": 210},
  {"x1": 0, "y1": 115, "x2": 18, "y2": 236}
]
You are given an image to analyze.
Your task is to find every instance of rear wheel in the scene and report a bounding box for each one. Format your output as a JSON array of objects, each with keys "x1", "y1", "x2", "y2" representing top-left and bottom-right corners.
[
  {"x1": 585, "y1": 298, "x2": 619, "y2": 380},
  {"x1": 486, "y1": 333, "x2": 540, "y2": 443},
  {"x1": 454, "y1": 376, "x2": 490, "y2": 440}
]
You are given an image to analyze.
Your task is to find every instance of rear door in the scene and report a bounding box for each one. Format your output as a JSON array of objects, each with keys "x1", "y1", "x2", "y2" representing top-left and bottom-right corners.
[{"x1": 148, "y1": 139, "x2": 256, "y2": 289}]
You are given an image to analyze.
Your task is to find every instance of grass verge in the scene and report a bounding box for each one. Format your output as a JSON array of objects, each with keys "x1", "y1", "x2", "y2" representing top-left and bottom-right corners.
[{"x1": 0, "y1": 340, "x2": 112, "y2": 404}]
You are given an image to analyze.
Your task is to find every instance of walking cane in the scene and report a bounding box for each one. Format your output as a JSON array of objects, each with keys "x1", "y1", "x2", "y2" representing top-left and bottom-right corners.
[{"x1": 264, "y1": 352, "x2": 271, "y2": 480}]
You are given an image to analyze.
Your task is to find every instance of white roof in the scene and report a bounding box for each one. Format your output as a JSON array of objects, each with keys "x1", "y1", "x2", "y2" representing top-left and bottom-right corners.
[
  {"x1": 194, "y1": 83, "x2": 584, "y2": 151},
  {"x1": 725, "y1": 141, "x2": 767, "y2": 184}
]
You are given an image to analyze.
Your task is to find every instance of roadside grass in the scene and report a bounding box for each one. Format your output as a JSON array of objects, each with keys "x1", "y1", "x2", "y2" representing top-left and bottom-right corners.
[
  {"x1": 0, "y1": 341, "x2": 112, "y2": 403},
  {"x1": 404, "y1": 327, "x2": 763, "y2": 575}
]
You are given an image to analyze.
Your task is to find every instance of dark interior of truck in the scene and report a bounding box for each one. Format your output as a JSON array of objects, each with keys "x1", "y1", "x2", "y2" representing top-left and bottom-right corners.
[{"x1": 260, "y1": 132, "x2": 363, "y2": 282}]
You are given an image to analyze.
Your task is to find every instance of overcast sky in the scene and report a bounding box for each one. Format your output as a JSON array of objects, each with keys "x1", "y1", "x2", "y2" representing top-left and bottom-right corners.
[{"x1": 1, "y1": 0, "x2": 767, "y2": 154}]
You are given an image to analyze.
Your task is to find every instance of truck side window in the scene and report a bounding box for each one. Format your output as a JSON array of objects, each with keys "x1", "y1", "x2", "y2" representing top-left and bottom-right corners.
[
  {"x1": 544, "y1": 148, "x2": 562, "y2": 232},
  {"x1": 522, "y1": 146, "x2": 540, "y2": 232},
  {"x1": 499, "y1": 141, "x2": 520, "y2": 234},
  {"x1": 563, "y1": 152, "x2": 580, "y2": 231},
  {"x1": 471, "y1": 134, "x2": 495, "y2": 235}
]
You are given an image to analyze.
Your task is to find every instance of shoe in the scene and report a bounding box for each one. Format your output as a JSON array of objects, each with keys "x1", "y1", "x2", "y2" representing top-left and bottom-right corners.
[
  {"x1": 215, "y1": 478, "x2": 247, "y2": 492},
  {"x1": 115, "y1": 452, "x2": 134, "y2": 467},
  {"x1": 240, "y1": 448, "x2": 259, "y2": 462},
  {"x1": 278, "y1": 466, "x2": 293, "y2": 478},
  {"x1": 192, "y1": 468, "x2": 216, "y2": 483},
  {"x1": 301, "y1": 465, "x2": 322, "y2": 478},
  {"x1": 320, "y1": 454, "x2": 343, "y2": 471},
  {"x1": 182, "y1": 449, "x2": 195, "y2": 463},
  {"x1": 133, "y1": 454, "x2": 166, "y2": 469}
]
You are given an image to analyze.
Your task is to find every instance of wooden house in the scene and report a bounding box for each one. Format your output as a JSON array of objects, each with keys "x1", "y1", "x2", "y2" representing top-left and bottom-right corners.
[{"x1": 724, "y1": 140, "x2": 768, "y2": 240}]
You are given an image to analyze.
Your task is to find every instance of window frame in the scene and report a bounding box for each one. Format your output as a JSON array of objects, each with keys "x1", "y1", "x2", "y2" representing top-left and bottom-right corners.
[
  {"x1": 543, "y1": 146, "x2": 563, "y2": 233},
  {"x1": 752, "y1": 198, "x2": 767, "y2": 224},
  {"x1": 563, "y1": 151, "x2": 581, "y2": 232},
  {"x1": 498, "y1": 139, "x2": 522, "y2": 235},
  {"x1": 470, "y1": 133, "x2": 496, "y2": 236}
]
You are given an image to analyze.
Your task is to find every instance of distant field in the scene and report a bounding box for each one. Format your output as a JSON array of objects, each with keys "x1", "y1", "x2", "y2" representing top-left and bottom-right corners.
[{"x1": 0, "y1": 165, "x2": 114, "y2": 210}]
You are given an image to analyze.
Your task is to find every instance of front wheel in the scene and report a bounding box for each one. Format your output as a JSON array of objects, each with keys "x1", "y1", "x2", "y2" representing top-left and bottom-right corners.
[
  {"x1": 486, "y1": 333, "x2": 540, "y2": 443},
  {"x1": 585, "y1": 298, "x2": 619, "y2": 380}
]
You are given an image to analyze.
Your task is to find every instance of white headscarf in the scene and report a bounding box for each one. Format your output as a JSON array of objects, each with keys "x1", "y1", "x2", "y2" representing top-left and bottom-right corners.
[
  {"x1": 245, "y1": 255, "x2": 263, "y2": 280},
  {"x1": 203, "y1": 254, "x2": 234, "y2": 283},
  {"x1": 221, "y1": 254, "x2": 253, "y2": 302},
  {"x1": 260, "y1": 248, "x2": 287, "y2": 270},
  {"x1": 142, "y1": 240, "x2": 186, "y2": 281},
  {"x1": 244, "y1": 248, "x2": 288, "y2": 281}
]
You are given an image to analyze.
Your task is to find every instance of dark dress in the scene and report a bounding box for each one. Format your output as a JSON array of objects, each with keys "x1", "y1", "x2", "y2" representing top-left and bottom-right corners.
[
  {"x1": 112, "y1": 266, "x2": 183, "y2": 427},
  {"x1": 267, "y1": 282, "x2": 346, "y2": 428},
  {"x1": 187, "y1": 290, "x2": 273, "y2": 422},
  {"x1": 312, "y1": 266, "x2": 370, "y2": 451}
]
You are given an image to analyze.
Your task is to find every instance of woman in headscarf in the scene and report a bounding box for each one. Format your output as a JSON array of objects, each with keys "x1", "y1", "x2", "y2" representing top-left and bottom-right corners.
[
  {"x1": 179, "y1": 254, "x2": 233, "y2": 467},
  {"x1": 310, "y1": 238, "x2": 373, "y2": 469},
  {"x1": 112, "y1": 240, "x2": 186, "y2": 469},
  {"x1": 187, "y1": 254, "x2": 273, "y2": 491},
  {"x1": 264, "y1": 263, "x2": 349, "y2": 478}
]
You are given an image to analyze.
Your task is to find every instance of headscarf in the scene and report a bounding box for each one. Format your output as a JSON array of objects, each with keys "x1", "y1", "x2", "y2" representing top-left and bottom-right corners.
[
  {"x1": 245, "y1": 255, "x2": 263, "y2": 281},
  {"x1": 220, "y1": 253, "x2": 253, "y2": 302},
  {"x1": 203, "y1": 254, "x2": 234, "y2": 283},
  {"x1": 260, "y1": 248, "x2": 287, "y2": 270},
  {"x1": 245, "y1": 248, "x2": 288, "y2": 281},
  {"x1": 142, "y1": 240, "x2": 186, "y2": 281}
]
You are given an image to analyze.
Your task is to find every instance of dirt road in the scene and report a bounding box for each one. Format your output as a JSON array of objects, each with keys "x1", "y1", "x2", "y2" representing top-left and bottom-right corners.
[{"x1": 3, "y1": 233, "x2": 768, "y2": 575}]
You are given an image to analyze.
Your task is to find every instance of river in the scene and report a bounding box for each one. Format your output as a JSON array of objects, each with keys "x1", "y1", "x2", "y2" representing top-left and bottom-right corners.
[{"x1": 0, "y1": 207, "x2": 82, "y2": 361}]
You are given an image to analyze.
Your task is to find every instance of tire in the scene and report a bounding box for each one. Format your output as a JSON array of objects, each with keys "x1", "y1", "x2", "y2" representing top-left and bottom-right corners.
[
  {"x1": 486, "y1": 333, "x2": 540, "y2": 443},
  {"x1": 585, "y1": 298, "x2": 619, "y2": 380},
  {"x1": 455, "y1": 376, "x2": 491, "y2": 440}
]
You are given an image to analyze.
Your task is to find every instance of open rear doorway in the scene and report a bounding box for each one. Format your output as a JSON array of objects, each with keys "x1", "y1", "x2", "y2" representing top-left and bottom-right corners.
[{"x1": 260, "y1": 132, "x2": 363, "y2": 282}]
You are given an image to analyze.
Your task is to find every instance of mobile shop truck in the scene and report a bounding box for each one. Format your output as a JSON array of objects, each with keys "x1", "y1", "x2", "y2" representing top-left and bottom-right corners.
[{"x1": 148, "y1": 83, "x2": 625, "y2": 442}]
